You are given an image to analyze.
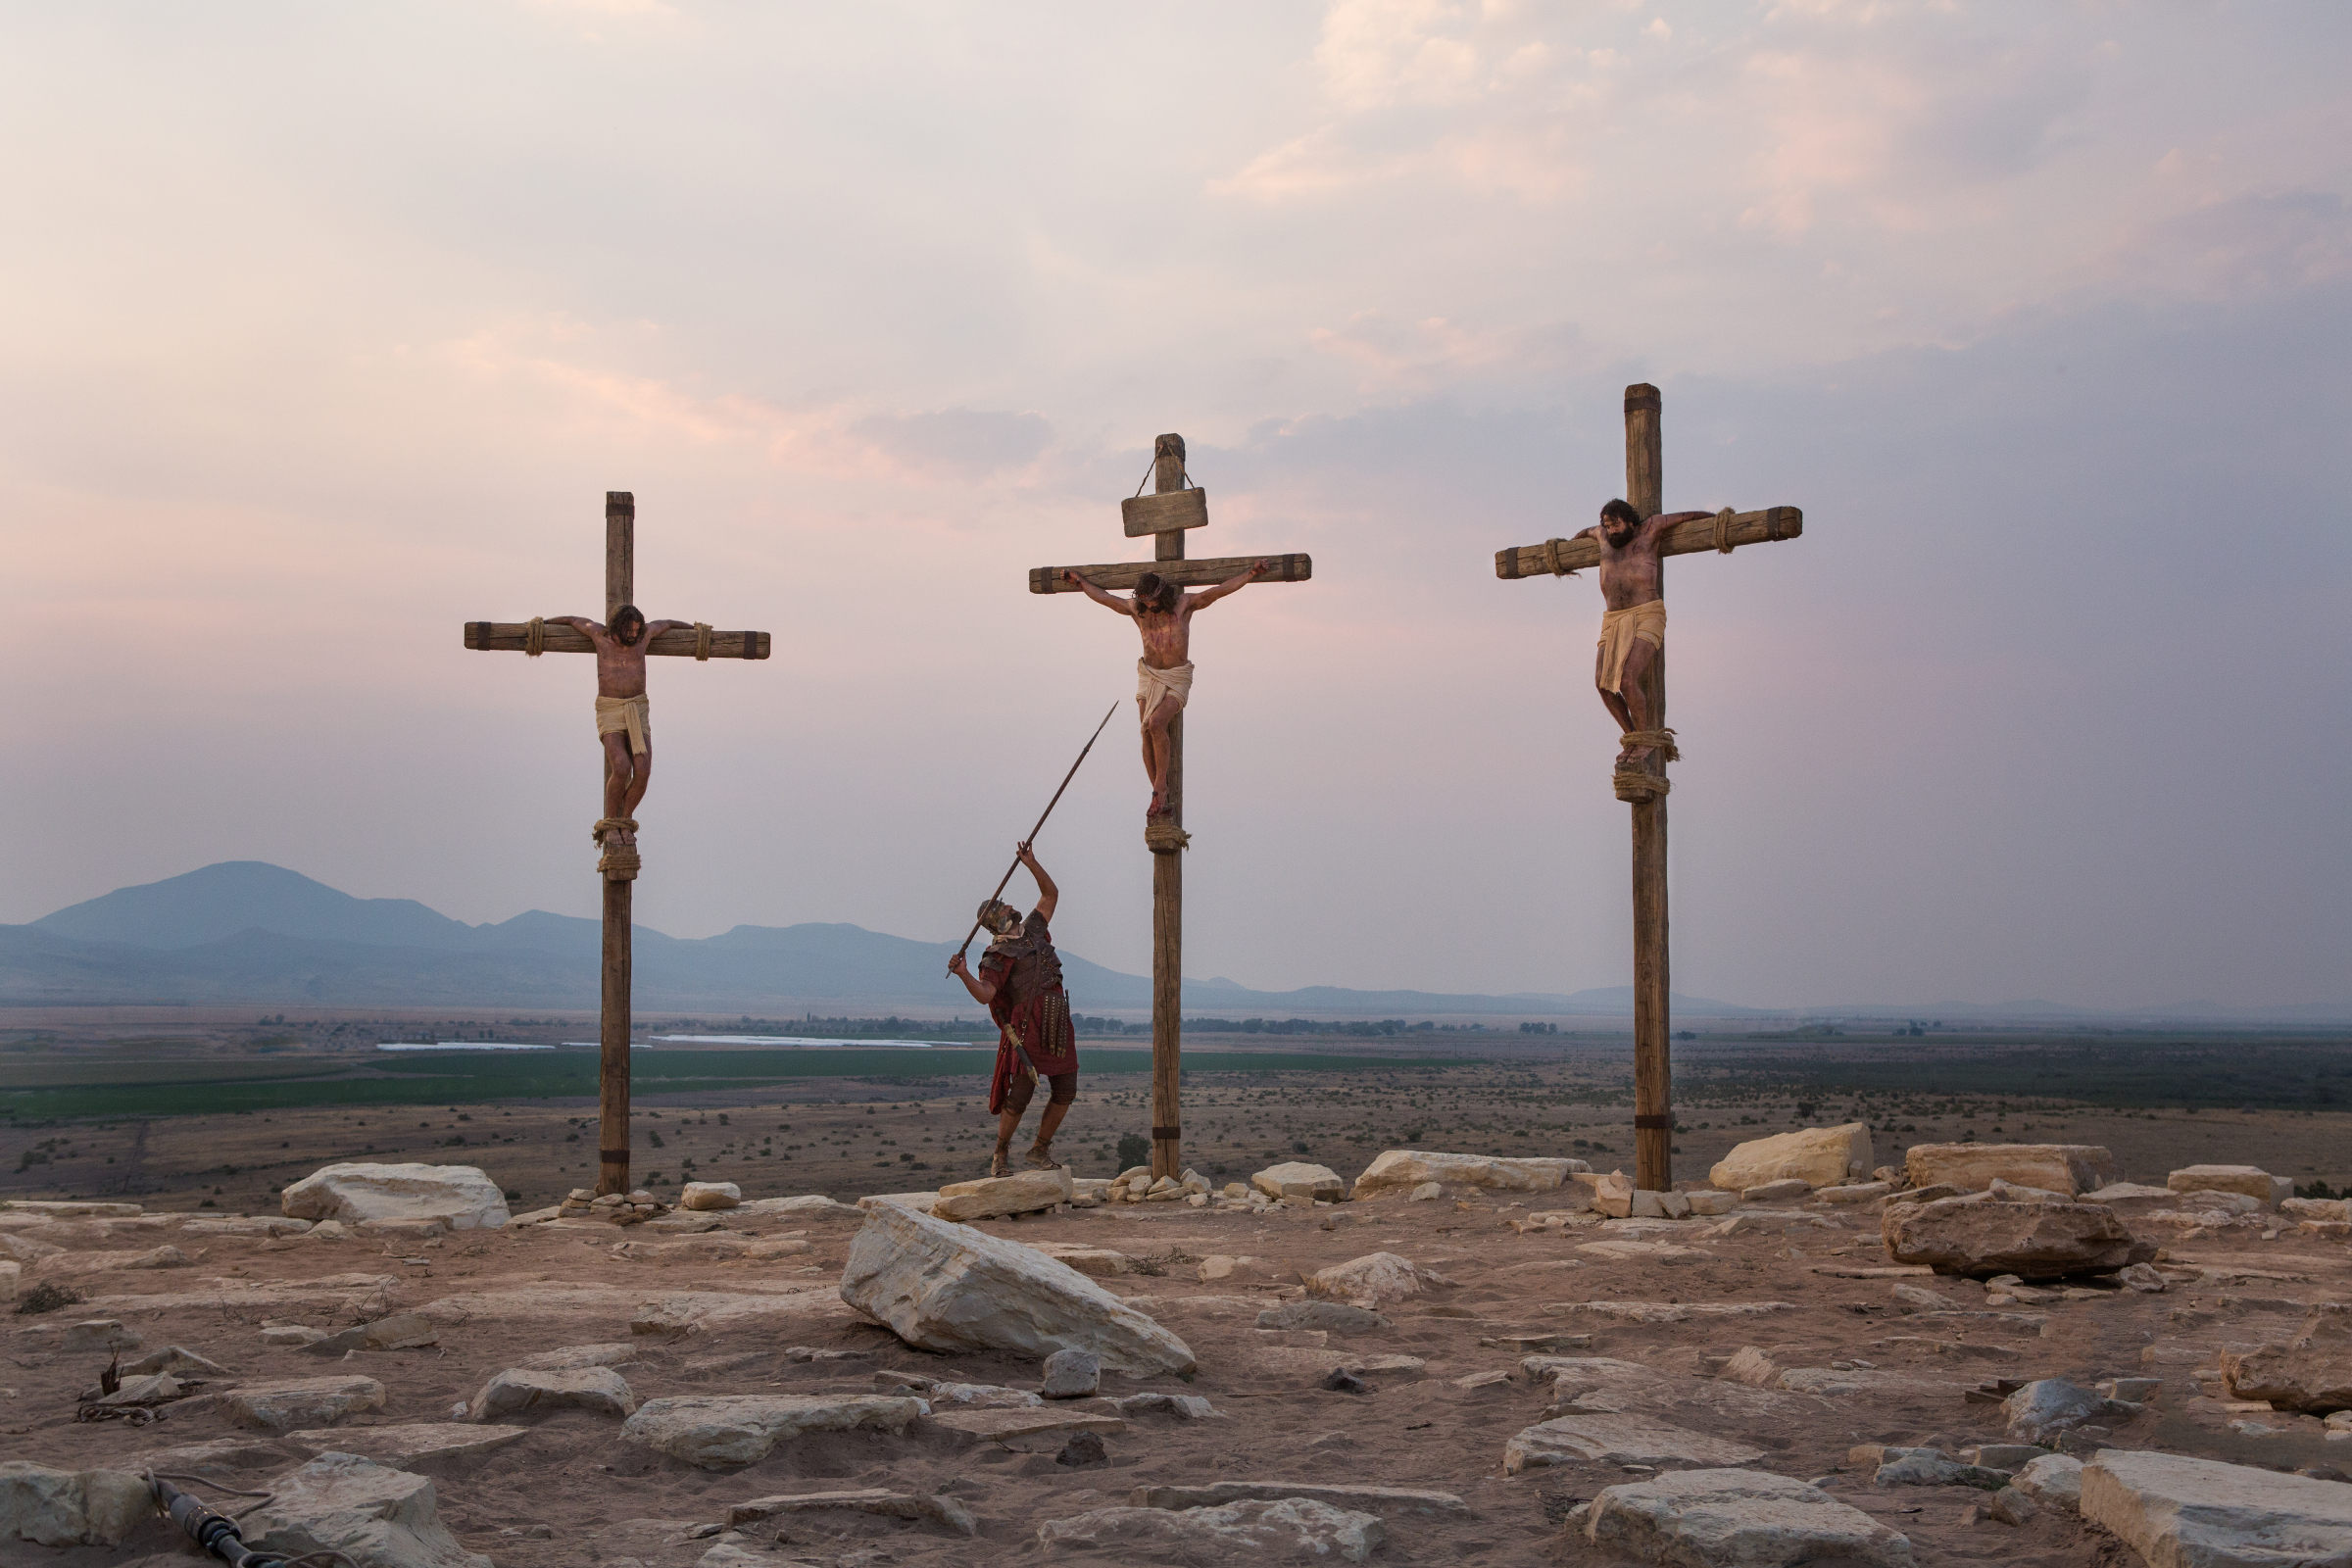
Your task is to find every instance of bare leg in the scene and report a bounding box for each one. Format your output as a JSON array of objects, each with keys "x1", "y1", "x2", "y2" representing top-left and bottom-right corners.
[
  {"x1": 1032, "y1": 1099, "x2": 1070, "y2": 1152},
  {"x1": 600, "y1": 733, "x2": 633, "y2": 834},
  {"x1": 1615, "y1": 639, "x2": 1658, "y2": 764},
  {"x1": 1143, "y1": 696, "x2": 1179, "y2": 814},
  {"x1": 619, "y1": 741, "x2": 652, "y2": 837}
]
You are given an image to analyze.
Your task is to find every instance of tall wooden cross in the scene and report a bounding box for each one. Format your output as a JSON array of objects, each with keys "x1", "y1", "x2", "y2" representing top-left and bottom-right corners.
[
  {"x1": 1494, "y1": 385, "x2": 1803, "y2": 1192},
  {"x1": 1028, "y1": 434, "x2": 1312, "y2": 1179},
  {"x1": 462, "y1": 491, "x2": 771, "y2": 1196}
]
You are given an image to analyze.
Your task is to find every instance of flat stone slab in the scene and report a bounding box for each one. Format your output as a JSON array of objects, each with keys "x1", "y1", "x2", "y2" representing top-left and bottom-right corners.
[
  {"x1": 1132, "y1": 1482, "x2": 1468, "y2": 1514},
  {"x1": 1352, "y1": 1150, "x2": 1586, "y2": 1196},
  {"x1": 513, "y1": 1342, "x2": 637, "y2": 1372},
  {"x1": 1578, "y1": 1240, "x2": 1706, "y2": 1262},
  {"x1": 1039, "y1": 1498, "x2": 1383, "y2": 1563},
  {"x1": 467, "y1": 1365, "x2": 638, "y2": 1421},
  {"x1": 1504, "y1": 1413, "x2": 1766, "y2": 1474},
  {"x1": 220, "y1": 1376, "x2": 388, "y2": 1432},
  {"x1": 283, "y1": 1423, "x2": 529, "y2": 1465},
  {"x1": 239, "y1": 1451, "x2": 490, "y2": 1568},
  {"x1": 1581, "y1": 1467, "x2": 1914, "y2": 1568},
  {"x1": 725, "y1": 1490, "x2": 977, "y2": 1535},
  {"x1": 1548, "y1": 1301, "x2": 1796, "y2": 1323},
  {"x1": 621, "y1": 1395, "x2": 923, "y2": 1467},
  {"x1": 2083, "y1": 1449, "x2": 2352, "y2": 1568},
  {"x1": 927, "y1": 1406, "x2": 1128, "y2": 1441}
]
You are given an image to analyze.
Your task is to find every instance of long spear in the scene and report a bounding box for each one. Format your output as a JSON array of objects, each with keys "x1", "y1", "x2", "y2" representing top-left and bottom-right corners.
[{"x1": 950, "y1": 701, "x2": 1121, "y2": 972}]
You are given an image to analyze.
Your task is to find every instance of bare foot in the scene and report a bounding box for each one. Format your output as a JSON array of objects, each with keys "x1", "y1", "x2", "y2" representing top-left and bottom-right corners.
[
  {"x1": 1617, "y1": 741, "x2": 1654, "y2": 769},
  {"x1": 1147, "y1": 792, "x2": 1168, "y2": 816}
]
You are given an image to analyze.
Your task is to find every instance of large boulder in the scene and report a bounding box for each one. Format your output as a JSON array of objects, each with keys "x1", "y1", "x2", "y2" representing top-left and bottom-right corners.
[
  {"x1": 679, "y1": 1182, "x2": 742, "y2": 1211},
  {"x1": 467, "y1": 1366, "x2": 638, "y2": 1421},
  {"x1": 621, "y1": 1394, "x2": 923, "y2": 1467},
  {"x1": 932, "y1": 1168, "x2": 1073, "y2": 1222},
  {"x1": 2222, "y1": 1303, "x2": 2352, "y2": 1413},
  {"x1": 239, "y1": 1452, "x2": 490, "y2": 1568},
  {"x1": 1708, "y1": 1125, "x2": 1872, "y2": 1192},
  {"x1": 2082, "y1": 1450, "x2": 2352, "y2": 1568},
  {"x1": 280, "y1": 1163, "x2": 509, "y2": 1231},
  {"x1": 1903, "y1": 1144, "x2": 2116, "y2": 1196},
  {"x1": 2169, "y1": 1164, "x2": 2293, "y2": 1207},
  {"x1": 1037, "y1": 1498, "x2": 1384, "y2": 1562},
  {"x1": 1579, "y1": 1469, "x2": 1914, "y2": 1568},
  {"x1": 840, "y1": 1200, "x2": 1195, "y2": 1375},
  {"x1": 1250, "y1": 1162, "x2": 1346, "y2": 1202},
  {"x1": 1506, "y1": 1415, "x2": 1766, "y2": 1475},
  {"x1": 0, "y1": 1463, "x2": 150, "y2": 1547},
  {"x1": 1351, "y1": 1151, "x2": 1588, "y2": 1198},
  {"x1": 1880, "y1": 1190, "x2": 2147, "y2": 1279}
]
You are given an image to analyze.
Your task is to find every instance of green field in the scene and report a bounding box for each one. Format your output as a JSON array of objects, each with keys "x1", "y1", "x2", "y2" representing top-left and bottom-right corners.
[{"x1": 0, "y1": 1047, "x2": 1458, "y2": 1121}]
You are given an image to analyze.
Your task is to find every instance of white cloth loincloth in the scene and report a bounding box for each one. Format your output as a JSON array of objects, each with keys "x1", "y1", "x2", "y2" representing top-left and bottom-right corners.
[{"x1": 1137, "y1": 659, "x2": 1194, "y2": 717}]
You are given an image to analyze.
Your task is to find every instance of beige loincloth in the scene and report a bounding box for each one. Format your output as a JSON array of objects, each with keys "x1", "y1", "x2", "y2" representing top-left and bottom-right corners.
[
  {"x1": 595, "y1": 694, "x2": 651, "y2": 756},
  {"x1": 1137, "y1": 659, "x2": 1194, "y2": 718},
  {"x1": 1596, "y1": 601, "x2": 1666, "y2": 696}
]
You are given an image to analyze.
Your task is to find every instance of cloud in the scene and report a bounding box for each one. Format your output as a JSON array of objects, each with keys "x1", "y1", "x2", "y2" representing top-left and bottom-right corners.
[{"x1": 848, "y1": 409, "x2": 1053, "y2": 480}]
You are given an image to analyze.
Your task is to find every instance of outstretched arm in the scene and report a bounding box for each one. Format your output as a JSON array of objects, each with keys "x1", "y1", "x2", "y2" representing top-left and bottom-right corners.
[
  {"x1": 1646, "y1": 510, "x2": 1716, "y2": 537},
  {"x1": 641, "y1": 618, "x2": 693, "y2": 637},
  {"x1": 946, "y1": 953, "x2": 998, "y2": 1004},
  {"x1": 1185, "y1": 558, "x2": 1273, "y2": 612},
  {"x1": 546, "y1": 614, "x2": 609, "y2": 643},
  {"x1": 1062, "y1": 570, "x2": 1134, "y2": 614},
  {"x1": 1018, "y1": 840, "x2": 1058, "y2": 923}
]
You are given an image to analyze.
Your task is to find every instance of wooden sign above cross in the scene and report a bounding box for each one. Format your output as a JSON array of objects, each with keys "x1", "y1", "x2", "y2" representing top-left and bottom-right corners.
[
  {"x1": 462, "y1": 491, "x2": 772, "y2": 1197},
  {"x1": 1027, "y1": 434, "x2": 1313, "y2": 1178},
  {"x1": 1494, "y1": 385, "x2": 1803, "y2": 1194}
]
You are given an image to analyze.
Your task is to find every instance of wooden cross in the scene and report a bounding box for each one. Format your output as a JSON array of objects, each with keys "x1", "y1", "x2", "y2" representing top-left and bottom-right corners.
[
  {"x1": 1029, "y1": 434, "x2": 1312, "y2": 1179},
  {"x1": 1494, "y1": 385, "x2": 1803, "y2": 1193},
  {"x1": 462, "y1": 491, "x2": 771, "y2": 1197}
]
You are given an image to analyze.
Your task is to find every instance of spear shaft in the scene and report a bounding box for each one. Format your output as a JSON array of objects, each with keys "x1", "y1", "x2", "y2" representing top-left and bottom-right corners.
[{"x1": 950, "y1": 701, "x2": 1121, "y2": 971}]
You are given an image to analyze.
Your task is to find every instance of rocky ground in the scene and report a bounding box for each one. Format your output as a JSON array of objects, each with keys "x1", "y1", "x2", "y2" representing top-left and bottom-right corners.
[{"x1": 6, "y1": 1154, "x2": 2351, "y2": 1567}]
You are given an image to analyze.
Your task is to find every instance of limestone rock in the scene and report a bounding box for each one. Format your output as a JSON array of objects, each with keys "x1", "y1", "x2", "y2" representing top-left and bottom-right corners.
[
  {"x1": 123, "y1": 1346, "x2": 230, "y2": 1378},
  {"x1": 33, "y1": 1244, "x2": 188, "y2": 1275},
  {"x1": 2002, "y1": 1379, "x2": 2128, "y2": 1444},
  {"x1": 1581, "y1": 1468, "x2": 1914, "y2": 1568},
  {"x1": 1587, "y1": 1170, "x2": 1635, "y2": 1217},
  {"x1": 62, "y1": 1319, "x2": 140, "y2": 1352},
  {"x1": 302, "y1": 1312, "x2": 440, "y2": 1355},
  {"x1": 283, "y1": 1425, "x2": 527, "y2": 1467},
  {"x1": 280, "y1": 1163, "x2": 510, "y2": 1231},
  {"x1": 1740, "y1": 1179, "x2": 1813, "y2": 1201},
  {"x1": 2118, "y1": 1262, "x2": 2167, "y2": 1293},
  {"x1": 221, "y1": 1376, "x2": 389, "y2": 1432},
  {"x1": 933, "y1": 1168, "x2": 1074, "y2": 1222},
  {"x1": 2082, "y1": 1449, "x2": 2352, "y2": 1568},
  {"x1": 840, "y1": 1200, "x2": 1195, "y2": 1375},
  {"x1": 240, "y1": 1451, "x2": 490, "y2": 1568},
  {"x1": 1818, "y1": 1181, "x2": 1894, "y2": 1204},
  {"x1": 738, "y1": 1194, "x2": 864, "y2": 1223},
  {"x1": 468, "y1": 1366, "x2": 637, "y2": 1421},
  {"x1": 2283, "y1": 1197, "x2": 2352, "y2": 1222},
  {"x1": 1409, "y1": 1181, "x2": 1443, "y2": 1201},
  {"x1": 1903, "y1": 1144, "x2": 2116, "y2": 1197},
  {"x1": 1873, "y1": 1450, "x2": 2010, "y2": 1490},
  {"x1": 1020, "y1": 1242, "x2": 1135, "y2": 1277},
  {"x1": 1195, "y1": 1253, "x2": 1262, "y2": 1283},
  {"x1": 514, "y1": 1342, "x2": 636, "y2": 1372},
  {"x1": 262, "y1": 1325, "x2": 328, "y2": 1347},
  {"x1": 621, "y1": 1394, "x2": 922, "y2": 1466},
  {"x1": 2223, "y1": 1303, "x2": 2352, "y2": 1414},
  {"x1": 1042, "y1": 1348, "x2": 1100, "y2": 1398},
  {"x1": 1881, "y1": 1190, "x2": 2146, "y2": 1278},
  {"x1": 1250, "y1": 1162, "x2": 1346, "y2": 1202},
  {"x1": 0, "y1": 1462, "x2": 150, "y2": 1547},
  {"x1": 1686, "y1": 1190, "x2": 1740, "y2": 1215},
  {"x1": 1985, "y1": 1486, "x2": 2039, "y2": 1527},
  {"x1": 1038, "y1": 1497, "x2": 1384, "y2": 1562},
  {"x1": 726, "y1": 1490, "x2": 978, "y2": 1536},
  {"x1": 678, "y1": 1182, "x2": 741, "y2": 1211},
  {"x1": 1306, "y1": 1251, "x2": 1451, "y2": 1309},
  {"x1": 1132, "y1": 1481, "x2": 1466, "y2": 1514},
  {"x1": 1504, "y1": 1414, "x2": 1765, "y2": 1474},
  {"x1": 1350, "y1": 1150, "x2": 1587, "y2": 1197},
  {"x1": 1114, "y1": 1393, "x2": 1215, "y2": 1419},
  {"x1": 2012, "y1": 1453, "x2": 2083, "y2": 1511},
  {"x1": 1255, "y1": 1300, "x2": 1391, "y2": 1335},
  {"x1": 927, "y1": 1381, "x2": 1044, "y2": 1408},
  {"x1": 2170, "y1": 1164, "x2": 2293, "y2": 1207},
  {"x1": 1708, "y1": 1124, "x2": 1873, "y2": 1192}
]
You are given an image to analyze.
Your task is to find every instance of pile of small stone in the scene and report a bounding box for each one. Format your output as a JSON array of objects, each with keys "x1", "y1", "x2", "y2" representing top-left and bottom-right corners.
[
  {"x1": 1102, "y1": 1167, "x2": 1210, "y2": 1205},
  {"x1": 558, "y1": 1188, "x2": 671, "y2": 1225}
]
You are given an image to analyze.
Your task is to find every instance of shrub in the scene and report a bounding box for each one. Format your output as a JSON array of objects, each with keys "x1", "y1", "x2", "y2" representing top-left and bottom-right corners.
[{"x1": 1116, "y1": 1132, "x2": 1152, "y2": 1169}]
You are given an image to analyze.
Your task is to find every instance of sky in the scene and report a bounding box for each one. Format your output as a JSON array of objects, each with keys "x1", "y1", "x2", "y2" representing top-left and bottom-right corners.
[{"x1": 9, "y1": 1, "x2": 2348, "y2": 1010}]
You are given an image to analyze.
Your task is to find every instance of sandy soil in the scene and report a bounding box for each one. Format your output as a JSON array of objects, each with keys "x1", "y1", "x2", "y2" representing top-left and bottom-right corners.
[{"x1": 6, "y1": 1174, "x2": 2349, "y2": 1567}]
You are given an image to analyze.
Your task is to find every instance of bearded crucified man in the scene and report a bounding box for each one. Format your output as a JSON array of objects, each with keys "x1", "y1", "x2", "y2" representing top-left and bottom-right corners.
[
  {"x1": 1063, "y1": 559, "x2": 1272, "y2": 815},
  {"x1": 1572, "y1": 499, "x2": 1721, "y2": 768},
  {"x1": 544, "y1": 605, "x2": 693, "y2": 853}
]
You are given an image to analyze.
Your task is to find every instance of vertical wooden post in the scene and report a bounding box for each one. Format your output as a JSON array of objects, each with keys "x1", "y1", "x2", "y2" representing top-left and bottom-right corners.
[
  {"x1": 1623, "y1": 386, "x2": 1672, "y2": 1194},
  {"x1": 598, "y1": 491, "x2": 635, "y2": 1197},
  {"x1": 1150, "y1": 434, "x2": 1185, "y2": 1181}
]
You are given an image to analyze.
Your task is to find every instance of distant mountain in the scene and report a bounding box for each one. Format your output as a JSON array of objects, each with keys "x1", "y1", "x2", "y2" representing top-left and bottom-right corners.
[{"x1": 34, "y1": 862, "x2": 479, "y2": 952}]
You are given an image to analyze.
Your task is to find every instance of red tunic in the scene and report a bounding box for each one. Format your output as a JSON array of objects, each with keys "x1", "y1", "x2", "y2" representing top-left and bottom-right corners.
[{"x1": 979, "y1": 911, "x2": 1080, "y2": 1112}]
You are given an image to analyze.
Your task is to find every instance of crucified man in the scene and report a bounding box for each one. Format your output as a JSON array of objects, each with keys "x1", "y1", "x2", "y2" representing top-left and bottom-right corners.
[
  {"x1": 1063, "y1": 559, "x2": 1272, "y2": 815},
  {"x1": 1572, "y1": 499, "x2": 1721, "y2": 768},
  {"x1": 544, "y1": 605, "x2": 693, "y2": 851}
]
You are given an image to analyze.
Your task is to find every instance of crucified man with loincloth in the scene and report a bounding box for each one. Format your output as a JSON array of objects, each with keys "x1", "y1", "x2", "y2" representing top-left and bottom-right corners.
[
  {"x1": 545, "y1": 605, "x2": 694, "y2": 853},
  {"x1": 1571, "y1": 499, "x2": 1721, "y2": 768},
  {"x1": 1063, "y1": 559, "x2": 1272, "y2": 815}
]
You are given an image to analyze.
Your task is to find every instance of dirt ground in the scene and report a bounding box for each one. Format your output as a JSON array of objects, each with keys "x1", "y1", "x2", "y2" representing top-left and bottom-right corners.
[{"x1": 5, "y1": 1166, "x2": 2349, "y2": 1567}]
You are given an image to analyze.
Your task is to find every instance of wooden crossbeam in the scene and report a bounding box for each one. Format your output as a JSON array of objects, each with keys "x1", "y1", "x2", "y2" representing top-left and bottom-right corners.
[
  {"x1": 1494, "y1": 507, "x2": 1802, "y2": 580},
  {"x1": 1027, "y1": 553, "x2": 1311, "y2": 595},
  {"x1": 464, "y1": 622, "x2": 770, "y2": 659}
]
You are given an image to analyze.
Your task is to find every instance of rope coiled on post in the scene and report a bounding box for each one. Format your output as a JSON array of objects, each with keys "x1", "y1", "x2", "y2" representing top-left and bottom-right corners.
[
  {"x1": 693, "y1": 621, "x2": 711, "y2": 661},
  {"x1": 590, "y1": 816, "x2": 639, "y2": 845},
  {"x1": 1617, "y1": 728, "x2": 1681, "y2": 762},
  {"x1": 1542, "y1": 538, "x2": 1578, "y2": 577},
  {"x1": 1714, "y1": 508, "x2": 1738, "y2": 554},
  {"x1": 525, "y1": 616, "x2": 546, "y2": 657}
]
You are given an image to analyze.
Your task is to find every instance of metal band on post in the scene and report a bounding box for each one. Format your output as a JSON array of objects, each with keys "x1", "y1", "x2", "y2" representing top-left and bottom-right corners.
[{"x1": 1633, "y1": 1114, "x2": 1674, "y2": 1130}]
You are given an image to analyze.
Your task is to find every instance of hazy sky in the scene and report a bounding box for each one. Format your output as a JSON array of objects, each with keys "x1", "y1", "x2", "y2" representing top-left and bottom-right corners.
[{"x1": 11, "y1": 2, "x2": 2348, "y2": 1009}]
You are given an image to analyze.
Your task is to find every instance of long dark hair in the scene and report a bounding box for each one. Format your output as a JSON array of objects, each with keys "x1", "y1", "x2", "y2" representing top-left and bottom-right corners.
[
  {"x1": 1599, "y1": 499, "x2": 1642, "y2": 530},
  {"x1": 611, "y1": 604, "x2": 647, "y2": 644},
  {"x1": 1132, "y1": 572, "x2": 1179, "y2": 613}
]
